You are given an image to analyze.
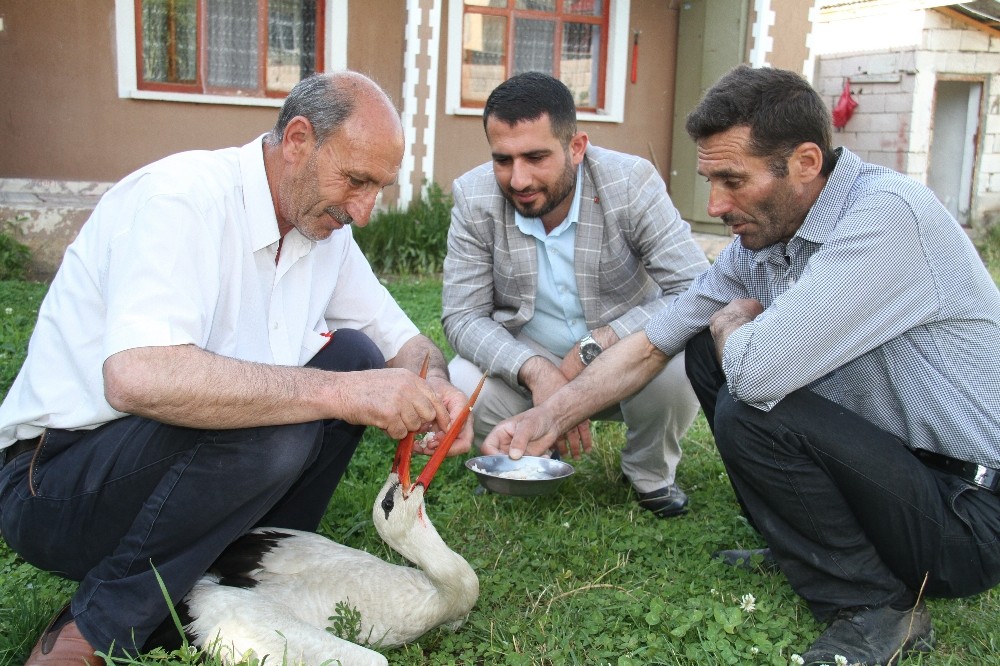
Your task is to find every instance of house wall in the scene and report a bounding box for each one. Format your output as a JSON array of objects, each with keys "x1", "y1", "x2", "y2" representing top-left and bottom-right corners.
[
  {"x1": 0, "y1": 1, "x2": 407, "y2": 182},
  {"x1": 0, "y1": 0, "x2": 407, "y2": 277},
  {"x1": 431, "y1": 0, "x2": 682, "y2": 195},
  {"x1": 813, "y1": 6, "x2": 1000, "y2": 233}
]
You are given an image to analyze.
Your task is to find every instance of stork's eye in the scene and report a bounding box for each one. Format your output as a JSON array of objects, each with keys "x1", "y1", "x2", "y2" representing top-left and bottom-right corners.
[{"x1": 380, "y1": 483, "x2": 398, "y2": 519}]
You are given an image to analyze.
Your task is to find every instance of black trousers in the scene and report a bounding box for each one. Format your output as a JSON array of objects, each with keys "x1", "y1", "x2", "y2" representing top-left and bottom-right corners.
[
  {"x1": 0, "y1": 329, "x2": 384, "y2": 655},
  {"x1": 684, "y1": 329, "x2": 1000, "y2": 620}
]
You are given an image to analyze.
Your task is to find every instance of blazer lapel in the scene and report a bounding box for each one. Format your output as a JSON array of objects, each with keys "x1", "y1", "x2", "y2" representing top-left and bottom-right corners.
[
  {"x1": 574, "y1": 161, "x2": 604, "y2": 328},
  {"x1": 500, "y1": 198, "x2": 539, "y2": 323}
]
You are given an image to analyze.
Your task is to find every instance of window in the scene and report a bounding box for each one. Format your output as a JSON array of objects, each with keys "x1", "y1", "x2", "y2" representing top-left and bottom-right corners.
[
  {"x1": 115, "y1": 0, "x2": 347, "y2": 106},
  {"x1": 447, "y1": 0, "x2": 630, "y2": 122},
  {"x1": 137, "y1": 0, "x2": 323, "y2": 97}
]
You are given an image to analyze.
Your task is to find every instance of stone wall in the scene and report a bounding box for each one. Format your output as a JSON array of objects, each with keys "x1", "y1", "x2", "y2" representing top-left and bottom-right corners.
[
  {"x1": 814, "y1": 7, "x2": 1000, "y2": 234},
  {"x1": 0, "y1": 179, "x2": 112, "y2": 281}
]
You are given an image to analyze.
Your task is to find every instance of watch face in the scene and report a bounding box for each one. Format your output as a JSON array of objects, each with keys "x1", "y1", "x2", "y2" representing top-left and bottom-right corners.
[{"x1": 581, "y1": 341, "x2": 602, "y2": 364}]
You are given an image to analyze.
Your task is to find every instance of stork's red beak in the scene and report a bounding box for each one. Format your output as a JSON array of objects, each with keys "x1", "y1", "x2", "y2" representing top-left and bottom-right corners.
[{"x1": 391, "y1": 357, "x2": 486, "y2": 497}]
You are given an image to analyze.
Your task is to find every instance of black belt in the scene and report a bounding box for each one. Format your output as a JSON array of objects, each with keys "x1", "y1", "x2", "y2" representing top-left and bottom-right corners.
[
  {"x1": 912, "y1": 448, "x2": 1000, "y2": 494},
  {"x1": 1, "y1": 436, "x2": 40, "y2": 468}
]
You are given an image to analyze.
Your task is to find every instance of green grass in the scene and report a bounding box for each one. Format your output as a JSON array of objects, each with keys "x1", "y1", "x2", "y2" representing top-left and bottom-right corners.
[{"x1": 2, "y1": 230, "x2": 1000, "y2": 666}]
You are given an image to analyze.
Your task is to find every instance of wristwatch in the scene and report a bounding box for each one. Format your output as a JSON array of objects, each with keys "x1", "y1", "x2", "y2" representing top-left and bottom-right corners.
[{"x1": 578, "y1": 332, "x2": 604, "y2": 366}]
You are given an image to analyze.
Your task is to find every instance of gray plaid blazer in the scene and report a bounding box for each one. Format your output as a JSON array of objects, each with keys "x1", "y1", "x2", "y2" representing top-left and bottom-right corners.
[{"x1": 442, "y1": 145, "x2": 710, "y2": 388}]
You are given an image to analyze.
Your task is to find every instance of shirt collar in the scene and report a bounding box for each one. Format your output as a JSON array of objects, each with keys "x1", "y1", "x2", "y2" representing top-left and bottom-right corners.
[
  {"x1": 749, "y1": 147, "x2": 858, "y2": 265},
  {"x1": 239, "y1": 134, "x2": 283, "y2": 252},
  {"x1": 794, "y1": 147, "x2": 859, "y2": 246}
]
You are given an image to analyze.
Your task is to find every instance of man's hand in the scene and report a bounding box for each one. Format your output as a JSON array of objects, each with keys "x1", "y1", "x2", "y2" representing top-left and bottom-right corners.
[
  {"x1": 417, "y1": 376, "x2": 475, "y2": 456},
  {"x1": 709, "y1": 299, "x2": 765, "y2": 361},
  {"x1": 481, "y1": 404, "x2": 564, "y2": 460},
  {"x1": 337, "y1": 367, "x2": 451, "y2": 440},
  {"x1": 518, "y1": 356, "x2": 592, "y2": 457},
  {"x1": 384, "y1": 335, "x2": 473, "y2": 455}
]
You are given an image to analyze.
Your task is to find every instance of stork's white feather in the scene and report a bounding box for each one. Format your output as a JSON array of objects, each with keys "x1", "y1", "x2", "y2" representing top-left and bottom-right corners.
[
  {"x1": 182, "y1": 471, "x2": 479, "y2": 665},
  {"x1": 184, "y1": 579, "x2": 389, "y2": 666}
]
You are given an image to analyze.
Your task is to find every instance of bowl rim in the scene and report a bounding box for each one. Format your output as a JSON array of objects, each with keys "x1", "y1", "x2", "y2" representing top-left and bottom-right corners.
[{"x1": 464, "y1": 454, "x2": 575, "y2": 481}]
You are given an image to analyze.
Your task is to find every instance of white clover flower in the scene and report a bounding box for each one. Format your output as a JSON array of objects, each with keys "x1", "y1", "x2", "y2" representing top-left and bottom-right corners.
[
  {"x1": 739, "y1": 592, "x2": 756, "y2": 613},
  {"x1": 4, "y1": 307, "x2": 11, "y2": 315},
  {"x1": 710, "y1": 587, "x2": 718, "y2": 595},
  {"x1": 751, "y1": 646, "x2": 760, "y2": 655},
  {"x1": 790, "y1": 656, "x2": 804, "y2": 666},
  {"x1": 562, "y1": 522, "x2": 570, "y2": 528},
  {"x1": 835, "y1": 656, "x2": 848, "y2": 666}
]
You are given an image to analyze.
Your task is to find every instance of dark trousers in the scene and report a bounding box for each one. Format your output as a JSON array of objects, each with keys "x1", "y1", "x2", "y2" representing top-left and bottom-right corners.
[
  {"x1": 684, "y1": 329, "x2": 1000, "y2": 620},
  {"x1": 0, "y1": 329, "x2": 384, "y2": 655}
]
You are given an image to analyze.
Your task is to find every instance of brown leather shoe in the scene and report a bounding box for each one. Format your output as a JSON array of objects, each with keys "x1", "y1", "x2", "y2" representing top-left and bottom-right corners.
[{"x1": 25, "y1": 606, "x2": 102, "y2": 666}]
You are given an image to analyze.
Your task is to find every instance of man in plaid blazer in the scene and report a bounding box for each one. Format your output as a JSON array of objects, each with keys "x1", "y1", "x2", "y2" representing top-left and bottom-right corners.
[{"x1": 442, "y1": 73, "x2": 710, "y2": 517}]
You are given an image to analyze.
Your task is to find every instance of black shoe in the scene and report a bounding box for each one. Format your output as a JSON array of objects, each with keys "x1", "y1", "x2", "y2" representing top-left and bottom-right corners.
[
  {"x1": 635, "y1": 484, "x2": 688, "y2": 518},
  {"x1": 711, "y1": 547, "x2": 779, "y2": 574},
  {"x1": 801, "y1": 601, "x2": 934, "y2": 666}
]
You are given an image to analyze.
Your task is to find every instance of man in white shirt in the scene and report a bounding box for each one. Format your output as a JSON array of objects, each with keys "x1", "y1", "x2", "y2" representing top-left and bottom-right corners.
[{"x1": 0, "y1": 71, "x2": 472, "y2": 665}]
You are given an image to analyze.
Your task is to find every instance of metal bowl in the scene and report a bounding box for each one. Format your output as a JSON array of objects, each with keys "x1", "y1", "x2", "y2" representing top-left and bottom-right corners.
[{"x1": 465, "y1": 455, "x2": 575, "y2": 496}]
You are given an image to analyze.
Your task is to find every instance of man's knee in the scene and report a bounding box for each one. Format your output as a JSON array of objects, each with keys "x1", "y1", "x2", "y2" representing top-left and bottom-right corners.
[
  {"x1": 306, "y1": 329, "x2": 385, "y2": 372},
  {"x1": 210, "y1": 421, "x2": 324, "y2": 490}
]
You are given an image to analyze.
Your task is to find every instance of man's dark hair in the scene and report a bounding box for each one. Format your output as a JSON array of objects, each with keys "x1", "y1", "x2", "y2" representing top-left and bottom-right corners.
[
  {"x1": 267, "y1": 73, "x2": 358, "y2": 147},
  {"x1": 685, "y1": 65, "x2": 837, "y2": 177},
  {"x1": 483, "y1": 72, "x2": 578, "y2": 145}
]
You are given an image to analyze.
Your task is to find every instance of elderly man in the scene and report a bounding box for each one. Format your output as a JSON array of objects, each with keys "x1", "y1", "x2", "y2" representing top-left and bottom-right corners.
[
  {"x1": 0, "y1": 72, "x2": 472, "y2": 664},
  {"x1": 482, "y1": 66, "x2": 1000, "y2": 665},
  {"x1": 443, "y1": 72, "x2": 708, "y2": 518}
]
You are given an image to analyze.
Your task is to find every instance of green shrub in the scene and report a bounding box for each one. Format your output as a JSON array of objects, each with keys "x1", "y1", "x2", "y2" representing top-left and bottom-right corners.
[
  {"x1": 975, "y1": 222, "x2": 1000, "y2": 286},
  {"x1": 0, "y1": 218, "x2": 32, "y2": 281},
  {"x1": 354, "y1": 182, "x2": 452, "y2": 276}
]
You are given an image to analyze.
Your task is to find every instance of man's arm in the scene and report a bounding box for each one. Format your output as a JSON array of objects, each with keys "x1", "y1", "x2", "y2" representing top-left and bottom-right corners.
[
  {"x1": 481, "y1": 331, "x2": 669, "y2": 459},
  {"x1": 588, "y1": 154, "x2": 710, "y2": 340},
  {"x1": 441, "y1": 178, "x2": 538, "y2": 388},
  {"x1": 103, "y1": 341, "x2": 451, "y2": 441},
  {"x1": 709, "y1": 299, "x2": 764, "y2": 362}
]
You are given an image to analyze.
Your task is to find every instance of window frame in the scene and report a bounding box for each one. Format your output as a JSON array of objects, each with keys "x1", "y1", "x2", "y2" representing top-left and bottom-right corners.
[
  {"x1": 446, "y1": 0, "x2": 630, "y2": 123},
  {"x1": 115, "y1": 0, "x2": 348, "y2": 107}
]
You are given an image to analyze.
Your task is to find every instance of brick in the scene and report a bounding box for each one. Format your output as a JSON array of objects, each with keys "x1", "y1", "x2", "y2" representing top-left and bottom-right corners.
[
  {"x1": 959, "y1": 29, "x2": 991, "y2": 52},
  {"x1": 941, "y1": 52, "x2": 978, "y2": 71},
  {"x1": 883, "y1": 92, "x2": 914, "y2": 113},
  {"x1": 974, "y1": 53, "x2": 1000, "y2": 73},
  {"x1": 924, "y1": 28, "x2": 963, "y2": 52}
]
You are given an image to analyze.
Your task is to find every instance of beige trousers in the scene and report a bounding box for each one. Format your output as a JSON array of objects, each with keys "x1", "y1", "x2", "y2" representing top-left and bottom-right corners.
[{"x1": 448, "y1": 332, "x2": 699, "y2": 493}]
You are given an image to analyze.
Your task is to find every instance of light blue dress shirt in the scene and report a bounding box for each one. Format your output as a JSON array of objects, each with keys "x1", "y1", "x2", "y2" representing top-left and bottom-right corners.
[{"x1": 517, "y1": 165, "x2": 587, "y2": 357}]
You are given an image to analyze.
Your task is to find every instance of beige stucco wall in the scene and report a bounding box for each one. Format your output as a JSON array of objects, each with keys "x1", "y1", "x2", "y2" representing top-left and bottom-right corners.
[
  {"x1": 431, "y1": 0, "x2": 682, "y2": 194},
  {"x1": 0, "y1": 0, "x2": 407, "y2": 278}
]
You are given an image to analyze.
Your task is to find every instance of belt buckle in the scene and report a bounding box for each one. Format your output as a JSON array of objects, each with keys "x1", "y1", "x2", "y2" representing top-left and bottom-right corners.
[{"x1": 970, "y1": 464, "x2": 1000, "y2": 493}]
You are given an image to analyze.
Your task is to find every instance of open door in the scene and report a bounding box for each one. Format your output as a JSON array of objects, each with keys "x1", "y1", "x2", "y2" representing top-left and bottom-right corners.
[{"x1": 927, "y1": 80, "x2": 982, "y2": 227}]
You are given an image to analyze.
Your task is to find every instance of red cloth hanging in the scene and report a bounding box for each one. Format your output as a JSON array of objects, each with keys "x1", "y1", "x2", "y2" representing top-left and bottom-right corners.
[{"x1": 832, "y1": 78, "x2": 858, "y2": 130}]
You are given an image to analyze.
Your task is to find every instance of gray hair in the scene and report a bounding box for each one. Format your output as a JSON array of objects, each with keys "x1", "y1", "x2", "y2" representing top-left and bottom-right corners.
[{"x1": 267, "y1": 72, "x2": 391, "y2": 147}]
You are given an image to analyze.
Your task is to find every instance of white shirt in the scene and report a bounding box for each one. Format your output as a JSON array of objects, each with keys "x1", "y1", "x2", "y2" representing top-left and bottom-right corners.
[
  {"x1": 516, "y1": 165, "x2": 586, "y2": 356},
  {"x1": 0, "y1": 136, "x2": 418, "y2": 447}
]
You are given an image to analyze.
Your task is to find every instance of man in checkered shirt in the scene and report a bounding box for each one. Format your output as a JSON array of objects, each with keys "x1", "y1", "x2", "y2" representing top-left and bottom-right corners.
[{"x1": 482, "y1": 65, "x2": 1000, "y2": 665}]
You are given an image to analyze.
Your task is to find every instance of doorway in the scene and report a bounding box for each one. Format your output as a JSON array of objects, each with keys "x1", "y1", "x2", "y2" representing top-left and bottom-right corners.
[{"x1": 927, "y1": 79, "x2": 983, "y2": 226}]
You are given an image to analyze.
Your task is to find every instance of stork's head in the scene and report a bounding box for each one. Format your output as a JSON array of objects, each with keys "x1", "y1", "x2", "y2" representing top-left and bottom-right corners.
[{"x1": 374, "y1": 371, "x2": 485, "y2": 538}]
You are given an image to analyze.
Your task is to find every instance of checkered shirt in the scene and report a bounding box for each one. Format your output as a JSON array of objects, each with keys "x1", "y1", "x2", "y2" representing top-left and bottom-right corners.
[{"x1": 646, "y1": 148, "x2": 1000, "y2": 467}]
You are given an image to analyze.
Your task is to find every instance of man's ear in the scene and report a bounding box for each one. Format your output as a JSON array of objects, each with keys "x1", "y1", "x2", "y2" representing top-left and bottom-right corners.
[
  {"x1": 790, "y1": 142, "x2": 823, "y2": 183},
  {"x1": 282, "y1": 115, "x2": 315, "y2": 163},
  {"x1": 569, "y1": 131, "x2": 589, "y2": 166}
]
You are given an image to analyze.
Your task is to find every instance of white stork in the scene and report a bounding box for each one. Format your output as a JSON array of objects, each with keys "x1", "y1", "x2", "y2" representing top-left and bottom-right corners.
[{"x1": 172, "y1": 368, "x2": 485, "y2": 666}]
